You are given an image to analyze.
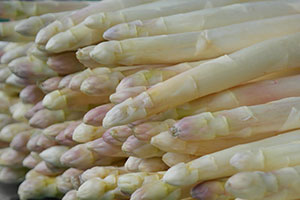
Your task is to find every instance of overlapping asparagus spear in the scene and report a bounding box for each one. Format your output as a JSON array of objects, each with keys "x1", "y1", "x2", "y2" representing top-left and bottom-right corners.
[
  {"x1": 35, "y1": 0, "x2": 158, "y2": 46},
  {"x1": 225, "y1": 165, "x2": 300, "y2": 200},
  {"x1": 103, "y1": 32, "x2": 300, "y2": 128},
  {"x1": 0, "y1": 1, "x2": 91, "y2": 20},
  {"x1": 163, "y1": 129, "x2": 300, "y2": 186},
  {"x1": 92, "y1": 14, "x2": 300, "y2": 65},
  {"x1": 104, "y1": 0, "x2": 300, "y2": 40}
]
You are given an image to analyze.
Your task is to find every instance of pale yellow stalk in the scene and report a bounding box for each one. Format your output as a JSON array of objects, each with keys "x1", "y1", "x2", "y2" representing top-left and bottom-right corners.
[
  {"x1": 104, "y1": 0, "x2": 300, "y2": 40},
  {"x1": 171, "y1": 97, "x2": 300, "y2": 141},
  {"x1": 1, "y1": 42, "x2": 33, "y2": 64},
  {"x1": 162, "y1": 129, "x2": 300, "y2": 186},
  {"x1": 92, "y1": 14, "x2": 300, "y2": 65},
  {"x1": 35, "y1": 0, "x2": 158, "y2": 45},
  {"x1": 72, "y1": 123, "x2": 106, "y2": 143},
  {"x1": 0, "y1": 20, "x2": 34, "y2": 42},
  {"x1": 85, "y1": 0, "x2": 264, "y2": 30},
  {"x1": 0, "y1": 122, "x2": 32, "y2": 143},
  {"x1": 103, "y1": 32, "x2": 300, "y2": 128},
  {"x1": 117, "y1": 171, "x2": 165, "y2": 195},
  {"x1": 15, "y1": 11, "x2": 70, "y2": 37},
  {"x1": 226, "y1": 165, "x2": 300, "y2": 200},
  {"x1": 0, "y1": 1, "x2": 91, "y2": 20},
  {"x1": 9, "y1": 102, "x2": 33, "y2": 122},
  {"x1": 125, "y1": 156, "x2": 168, "y2": 172},
  {"x1": 162, "y1": 152, "x2": 198, "y2": 167},
  {"x1": 42, "y1": 88, "x2": 109, "y2": 110}
]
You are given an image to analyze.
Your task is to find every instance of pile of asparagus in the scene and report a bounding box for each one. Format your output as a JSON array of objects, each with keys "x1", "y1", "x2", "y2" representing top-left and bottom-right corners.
[{"x1": 1, "y1": 0, "x2": 300, "y2": 199}]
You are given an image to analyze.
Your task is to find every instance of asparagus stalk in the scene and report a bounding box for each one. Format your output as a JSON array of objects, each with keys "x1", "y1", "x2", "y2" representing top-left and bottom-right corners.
[
  {"x1": 0, "y1": 1, "x2": 91, "y2": 20},
  {"x1": 33, "y1": 161, "x2": 65, "y2": 177},
  {"x1": 29, "y1": 109, "x2": 85, "y2": 129},
  {"x1": 0, "y1": 67, "x2": 11, "y2": 83},
  {"x1": 26, "y1": 102, "x2": 44, "y2": 120},
  {"x1": 10, "y1": 129, "x2": 38, "y2": 152},
  {"x1": 0, "y1": 83, "x2": 21, "y2": 96},
  {"x1": 10, "y1": 101, "x2": 33, "y2": 122},
  {"x1": 113, "y1": 66, "x2": 300, "y2": 104},
  {"x1": 8, "y1": 55, "x2": 58, "y2": 81},
  {"x1": 80, "y1": 166, "x2": 126, "y2": 183},
  {"x1": 116, "y1": 61, "x2": 205, "y2": 92},
  {"x1": 23, "y1": 153, "x2": 42, "y2": 169},
  {"x1": 18, "y1": 172, "x2": 63, "y2": 200},
  {"x1": 171, "y1": 97, "x2": 300, "y2": 141},
  {"x1": 85, "y1": 0, "x2": 262, "y2": 30},
  {"x1": 60, "y1": 144, "x2": 123, "y2": 169},
  {"x1": 15, "y1": 11, "x2": 70, "y2": 37},
  {"x1": 55, "y1": 121, "x2": 81, "y2": 146},
  {"x1": 42, "y1": 121, "x2": 73, "y2": 139},
  {"x1": 0, "y1": 113, "x2": 15, "y2": 130},
  {"x1": 5, "y1": 73, "x2": 35, "y2": 88},
  {"x1": 103, "y1": 32, "x2": 300, "y2": 128},
  {"x1": 39, "y1": 76, "x2": 63, "y2": 93},
  {"x1": 117, "y1": 171, "x2": 165, "y2": 195},
  {"x1": 132, "y1": 119, "x2": 176, "y2": 141},
  {"x1": 152, "y1": 130, "x2": 282, "y2": 156},
  {"x1": 76, "y1": 45, "x2": 104, "y2": 68},
  {"x1": 0, "y1": 20, "x2": 34, "y2": 42},
  {"x1": 86, "y1": 138, "x2": 128, "y2": 157},
  {"x1": 92, "y1": 14, "x2": 300, "y2": 65},
  {"x1": 43, "y1": 88, "x2": 109, "y2": 110},
  {"x1": 77, "y1": 175, "x2": 124, "y2": 200},
  {"x1": 125, "y1": 156, "x2": 168, "y2": 172},
  {"x1": 72, "y1": 123, "x2": 106, "y2": 143},
  {"x1": 162, "y1": 152, "x2": 198, "y2": 167},
  {"x1": 39, "y1": 146, "x2": 70, "y2": 168},
  {"x1": 162, "y1": 129, "x2": 300, "y2": 186},
  {"x1": 0, "y1": 167, "x2": 28, "y2": 184},
  {"x1": 0, "y1": 42, "x2": 33, "y2": 64},
  {"x1": 20, "y1": 85, "x2": 44, "y2": 104},
  {"x1": 83, "y1": 103, "x2": 114, "y2": 126},
  {"x1": 27, "y1": 134, "x2": 57, "y2": 153},
  {"x1": 122, "y1": 135, "x2": 165, "y2": 158},
  {"x1": 0, "y1": 122, "x2": 32, "y2": 143},
  {"x1": 0, "y1": 148, "x2": 28, "y2": 168},
  {"x1": 225, "y1": 165, "x2": 300, "y2": 200},
  {"x1": 58, "y1": 73, "x2": 78, "y2": 89},
  {"x1": 35, "y1": 0, "x2": 158, "y2": 45},
  {"x1": 47, "y1": 52, "x2": 85, "y2": 75},
  {"x1": 130, "y1": 179, "x2": 192, "y2": 200},
  {"x1": 26, "y1": 43, "x2": 49, "y2": 61},
  {"x1": 62, "y1": 190, "x2": 78, "y2": 200},
  {"x1": 103, "y1": 125, "x2": 133, "y2": 146},
  {"x1": 104, "y1": 0, "x2": 300, "y2": 40},
  {"x1": 191, "y1": 179, "x2": 231, "y2": 200},
  {"x1": 56, "y1": 168, "x2": 83, "y2": 194}
]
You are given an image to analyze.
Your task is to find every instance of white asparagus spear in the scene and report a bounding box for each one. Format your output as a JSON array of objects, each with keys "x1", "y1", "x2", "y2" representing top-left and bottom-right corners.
[
  {"x1": 104, "y1": 0, "x2": 300, "y2": 40},
  {"x1": 162, "y1": 129, "x2": 300, "y2": 187},
  {"x1": 15, "y1": 11, "x2": 70, "y2": 37},
  {"x1": 225, "y1": 165, "x2": 300, "y2": 200},
  {"x1": 125, "y1": 156, "x2": 168, "y2": 172},
  {"x1": 92, "y1": 14, "x2": 300, "y2": 65},
  {"x1": 171, "y1": 97, "x2": 300, "y2": 141},
  {"x1": 162, "y1": 152, "x2": 198, "y2": 167},
  {"x1": 0, "y1": 1, "x2": 91, "y2": 20},
  {"x1": 39, "y1": 146, "x2": 70, "y2": 168},
  {"x1": 102, "y1": 32, "x2": 300, "y2": 128},
  {"x1": 85, "y1": 0, "x2": 265, "y2": 30},
  {"x1": 0, "y1": 42, "x2": 33, "y2": 64},
  {"x1": 35, "y1": 0, "x2": 158, "y2": 46},
  {"x1": 117, "y1": 171, "x2": 165, "y2": 195},
  {"x1": 0, "y1": 20, "x2": 34, "y2": 42}
]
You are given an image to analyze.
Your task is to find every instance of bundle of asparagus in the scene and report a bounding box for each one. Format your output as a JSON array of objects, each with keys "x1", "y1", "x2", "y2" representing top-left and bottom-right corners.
[{"x1": 3, "y1": 0, "x2": 300, "y2": 200}]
